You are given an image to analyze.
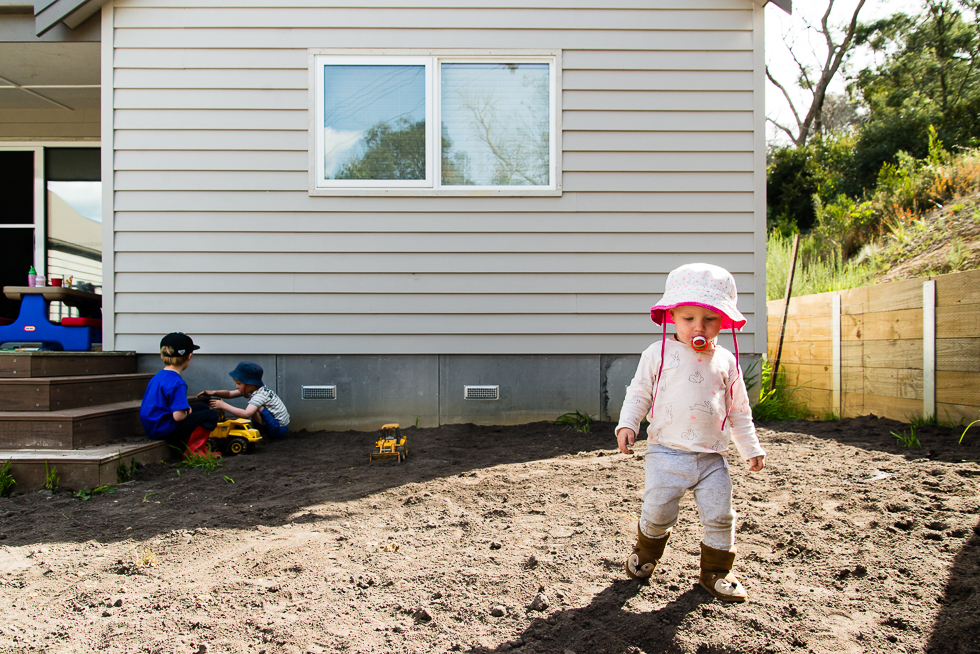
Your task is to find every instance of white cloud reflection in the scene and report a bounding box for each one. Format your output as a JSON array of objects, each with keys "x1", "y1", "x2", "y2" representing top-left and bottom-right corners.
[{"x1": 323, "y1": 127, "x2": 364, "y2": 178}]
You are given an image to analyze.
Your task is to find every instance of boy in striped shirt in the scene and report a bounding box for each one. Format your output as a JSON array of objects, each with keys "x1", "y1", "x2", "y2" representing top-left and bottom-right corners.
[{"x1": 201, "y1": 361, "x2": 290, "y2": 439}]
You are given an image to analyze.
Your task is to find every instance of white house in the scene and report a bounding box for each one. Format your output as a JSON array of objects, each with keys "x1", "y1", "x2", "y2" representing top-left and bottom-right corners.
[{"x1": 0, "y1": 0, "x2": 789, "y2": 430}]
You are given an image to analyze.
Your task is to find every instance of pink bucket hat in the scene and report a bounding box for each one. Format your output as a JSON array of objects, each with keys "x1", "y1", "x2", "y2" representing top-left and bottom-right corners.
[{"x1": 650, "y1": 263, "x2": 746, "y2": 331}]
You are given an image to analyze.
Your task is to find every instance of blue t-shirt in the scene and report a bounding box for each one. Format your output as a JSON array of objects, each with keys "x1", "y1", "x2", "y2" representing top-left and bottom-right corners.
[{"x1": 139, "y1": 369, "x2": 191, "y2": 439}]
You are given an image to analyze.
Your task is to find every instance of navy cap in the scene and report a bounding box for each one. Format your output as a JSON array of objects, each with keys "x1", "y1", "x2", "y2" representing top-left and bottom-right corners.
[
  {"x1": 160, "y1": 332, "x2": 200, "y2": 357},
  {"x1": 229, "y1": 361, "x2": 264, "y2": 386}
]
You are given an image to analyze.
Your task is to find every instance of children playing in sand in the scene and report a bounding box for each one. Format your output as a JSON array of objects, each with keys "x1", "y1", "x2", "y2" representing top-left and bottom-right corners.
[
  {"x1": 200, "y1": 361, "x2": 290, "y2": 439},
  {"x1": 139, "y1": 332, "x2": 219, "y2": 456},
  {"x1": 615, "y1": 263, "x2": 766, "y2": 602}
]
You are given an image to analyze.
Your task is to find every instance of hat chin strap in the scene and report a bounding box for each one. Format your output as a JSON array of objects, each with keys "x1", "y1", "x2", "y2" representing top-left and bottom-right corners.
[{"x1": 650, "y1": 324, "x2": 740, "y2": 433}]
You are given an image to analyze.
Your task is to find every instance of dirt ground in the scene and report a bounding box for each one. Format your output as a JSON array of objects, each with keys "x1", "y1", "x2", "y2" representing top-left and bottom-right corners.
[{"x1": 1, "y1": 415, "x2": 979, "y2": 654}]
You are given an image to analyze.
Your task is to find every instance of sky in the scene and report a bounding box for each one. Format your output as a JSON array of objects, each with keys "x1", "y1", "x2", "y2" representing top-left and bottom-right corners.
[{"x1": 765, "y1": 0, "x2": 923, "y2": 145}]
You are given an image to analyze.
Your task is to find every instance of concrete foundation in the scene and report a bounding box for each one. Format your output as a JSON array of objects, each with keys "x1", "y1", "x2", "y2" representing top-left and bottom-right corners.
[{"x1": 139, "y1": 353, "x2": 761, "y2": 432}]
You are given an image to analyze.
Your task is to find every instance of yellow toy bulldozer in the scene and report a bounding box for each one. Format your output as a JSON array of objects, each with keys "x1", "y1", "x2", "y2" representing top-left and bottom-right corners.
[{"x1": 370, "y1": 423, "x2": 408, "y2": 463}]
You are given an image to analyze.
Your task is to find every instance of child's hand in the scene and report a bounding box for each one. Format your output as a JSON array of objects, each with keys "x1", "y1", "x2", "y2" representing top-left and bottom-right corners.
[
  {"x1": 746, "y1": 455, "x2": 765, "y2": 472},
  {"x1": 209, "y1": 398, "x2": 224, "y2": 410},
  {"x1": 196, "y1": 390, "x2": 210, "y2": 399},
  {"x1": 617, "y1": 428, "x2": 636, "y2": 455}
]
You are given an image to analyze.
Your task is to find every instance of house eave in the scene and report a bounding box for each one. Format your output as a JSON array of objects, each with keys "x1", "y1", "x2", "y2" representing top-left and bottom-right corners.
[{"x1": 34, "y1": 0, "x2": 105, "y2": 36}]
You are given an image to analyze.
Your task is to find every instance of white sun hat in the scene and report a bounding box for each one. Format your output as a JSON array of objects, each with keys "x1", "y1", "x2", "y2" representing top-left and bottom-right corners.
[{"x1": 650, "y1": 263, "x2": 746, "y2": 331}]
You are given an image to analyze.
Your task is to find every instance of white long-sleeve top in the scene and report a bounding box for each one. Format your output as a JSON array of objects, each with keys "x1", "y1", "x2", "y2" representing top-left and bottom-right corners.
[{"x1": 616, "y1": 338, "x2": 765, "y2": 461}]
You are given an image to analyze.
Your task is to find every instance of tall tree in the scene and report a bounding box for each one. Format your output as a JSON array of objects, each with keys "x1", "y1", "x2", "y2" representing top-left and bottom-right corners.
[
  {"x1": 851, "y1": 0, "x2": 980, "y2": 185},
  {"x1": 767, "y1": 0, "x2": 868, "y2": 146}
]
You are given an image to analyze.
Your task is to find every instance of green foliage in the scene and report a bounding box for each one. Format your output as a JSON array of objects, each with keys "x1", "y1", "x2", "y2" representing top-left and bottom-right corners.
[
  {"x1": 852, "y1": 1, "x2": 980, "y2": 188},
  {"x1": 44, "y1": 461, "x2": 59, "y2": 492},
  {"x1": 892, "y1": 426, "x2": 922, "y2": 448},
  {"x1": 116, "y1": 454, "x2": 138, "y2": 484},
  {"x1": 0, "y1": 460, "x2": 15, "y2": 498},
  {"x1": 554, "y1": 411, "x2": 595, "y2": 433},
  {"x1": 175, "y1": 447, "x2": 223, "y2": 474},
  {"x1": 73, "y1": 485, "x2": 116, "y2": 501},
  {"x1": 752, "y1": 357, "x2": 809, "y2": 421},
  {"x1": 959, "y1": 419, "x2": 980, "y2": 443},
  {"x1": 336, "y1": 118, "x2": 427, "y2": 181},
  {"x1": 766, "y1": 231, "x2": 875, "y2": 301},
  {"x1": 223, "y1": 476, "x2": 235, "y2": 484}
]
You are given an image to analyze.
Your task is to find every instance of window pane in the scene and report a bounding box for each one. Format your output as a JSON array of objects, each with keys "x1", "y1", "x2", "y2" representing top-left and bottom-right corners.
[
  {"x1": 441, "y1": 63, "x2": 550, "y2": 186},
  {"x1": 323, "y1": 65, "x2": 426, "y2": 180}
]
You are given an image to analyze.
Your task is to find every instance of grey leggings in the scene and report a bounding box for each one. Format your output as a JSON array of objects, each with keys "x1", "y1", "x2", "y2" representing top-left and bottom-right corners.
[{"x1": 640, "y1": 445, "x2": 736, "y2": 550}]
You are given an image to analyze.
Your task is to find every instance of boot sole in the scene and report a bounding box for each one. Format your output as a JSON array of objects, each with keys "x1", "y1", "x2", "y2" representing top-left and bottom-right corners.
[{"x1": 699, "y1": 580, "x2": 747, "y2": 602}]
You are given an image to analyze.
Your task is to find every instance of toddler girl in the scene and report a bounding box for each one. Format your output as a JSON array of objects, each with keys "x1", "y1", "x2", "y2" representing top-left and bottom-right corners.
[{"x1": 616, "y1": 263, "x2": 766, "y2": 602}]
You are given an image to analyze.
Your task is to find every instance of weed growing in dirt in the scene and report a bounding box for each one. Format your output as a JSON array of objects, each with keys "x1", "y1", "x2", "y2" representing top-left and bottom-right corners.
[
  {"x1": 752, "y1": 358, "x2": 809, "y2": 421},
  {"x1": 959, "y1": 419, "x2": 980, "y2": 444},
  {"x1": 223, "y1": 476, "x2": 235, "y2": 483},
  {"x1": 116, "y1": 453, "x2": 138, "y2": 483},
  {"x1": 44, "y1": 461, "x2": 59, "y2": 492},
  {"x1": 892, "y1": 427, "x2": 922, "y2": 448},
  {"x1": 134, "y1": 547, "x2": 156, "y2": 568},
  {"x1": 73, "y1": 485, "x2": 116, "y2": 501},
  {"x1": 0, "y1": 459, "x2": 15, "y2": 498},
  {"x1": 142, "y1": 492, "x2": 159, "y2": 502},
  {"x1": 554, "y1": 411, "x2": 595, "y2": 433},
  {"x1": 174, "y1": 447, "x2": 223, "y2": 474}
]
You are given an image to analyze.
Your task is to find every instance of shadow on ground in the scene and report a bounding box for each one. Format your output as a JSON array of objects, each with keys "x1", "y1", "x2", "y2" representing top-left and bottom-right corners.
[
  {"x1": 0, "y1": 421, "x2": 621, "y2": 547},
  {"x1": 925, "y1": 516, "x2": 980, "y2": 654},
  {"x1": 469, "y1": 581, "x2": 711, "y2": 654},
  {"x1": 757, "y1": 415, "x2": 980, "y2": 462}
]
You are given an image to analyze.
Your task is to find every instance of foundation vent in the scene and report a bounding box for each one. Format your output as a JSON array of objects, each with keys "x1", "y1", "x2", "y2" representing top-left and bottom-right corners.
[
  {"x1": 464, "y1": 385, "x2": 499, "y2": 400},
  {"x1": 302, "y1": 385, "x2": 337, "y2": 400}
]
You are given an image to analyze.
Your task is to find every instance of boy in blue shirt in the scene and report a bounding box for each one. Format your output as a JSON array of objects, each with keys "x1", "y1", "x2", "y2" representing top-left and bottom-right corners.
[
  {"x1": 201, "y1": 361, "x2": 290, "y2": 439},
  {"x1": 139, "y1": 332, "x2": 219, "y2": 456}
]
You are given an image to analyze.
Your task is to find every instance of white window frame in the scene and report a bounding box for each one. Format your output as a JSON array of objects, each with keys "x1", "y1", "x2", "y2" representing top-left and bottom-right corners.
[{"x1": 308, "y1": 49, "x2": 562, "y2": 197}]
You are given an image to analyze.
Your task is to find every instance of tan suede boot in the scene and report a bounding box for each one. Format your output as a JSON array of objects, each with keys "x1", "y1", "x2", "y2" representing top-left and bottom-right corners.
[
  {"x1": 699, "y1": 543, "x2": 747, "y2": 602},
  {"x1": 625, "y1": 524, "x2": 669, "y2": 580}
]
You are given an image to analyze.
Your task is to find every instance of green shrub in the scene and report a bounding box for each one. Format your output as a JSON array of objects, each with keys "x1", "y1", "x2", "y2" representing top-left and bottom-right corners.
[
  {"x1": 0, "y1": 460, "x2": 15, "y2": 498},
  {"x1": 44, "y1": 461, "x2": 59, "y2": 492},
  {"x1": 752, "y1": 358, "x2": 809, "y2": 422}
]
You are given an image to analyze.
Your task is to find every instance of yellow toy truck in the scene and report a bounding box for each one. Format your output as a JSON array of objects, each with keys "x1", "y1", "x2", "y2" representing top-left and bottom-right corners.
[
  {"x1": 198, "y1": 393, "x2": 262, "y2": 455},
  {"x1": 370, "y1": 423, "x2": 408, "y2": 463},
  {"x1": 209, "y1": 417, "x2": 262, "y2": 455}
]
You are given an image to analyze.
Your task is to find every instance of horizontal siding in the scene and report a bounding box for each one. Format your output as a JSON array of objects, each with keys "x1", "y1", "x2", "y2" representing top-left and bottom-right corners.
[
  {"x1": 114, "y1": 292, "x2": 756, "y2": 315},
  {"x1": 114, "y1": 251, "x2": 756, "y2": 273},
  {"x1": 109, "y1": 0, "x2": 765, "y2": 355},
  {"x1": 114, "y1": 150, "x2": 756, "y2": 172},
  {"x1": 113, "y1": 271, "x2": 758, "y2": 293},
  {"x1": 113, "y1": 231, "x2": 756, "y2": 252},
  {"x1": 112, "y1": 212, "x2": 756, "y2": 232},
  {"x1": 112, "y1": 29, "x2": 754, "y2": 51},
  {"x1": 114, "y1": 48, "x2": 753, "y2": 71},
  {"x1": 111, "y1": 191, "x2": 757, "y2": 213},
  {"x1": 113, "y1": 7, "x2": 754, "y2": 31}
]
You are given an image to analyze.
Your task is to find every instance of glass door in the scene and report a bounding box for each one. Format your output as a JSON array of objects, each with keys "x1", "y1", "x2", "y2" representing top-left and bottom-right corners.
[{"x1": 0, "y1": 148, "x2": 42, "y2": 323}]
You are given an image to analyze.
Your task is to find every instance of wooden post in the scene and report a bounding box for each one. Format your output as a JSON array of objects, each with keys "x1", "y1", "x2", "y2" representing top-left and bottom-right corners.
[
  {"x1": 832, "y1": 293, "x2": 841, "y2": 416},
  {"x1": 923, "y1": 280, "x2": 936, "y2": 421},
  {"x1": 770, "y1": 233, "x2": 800, "y2": 391}
]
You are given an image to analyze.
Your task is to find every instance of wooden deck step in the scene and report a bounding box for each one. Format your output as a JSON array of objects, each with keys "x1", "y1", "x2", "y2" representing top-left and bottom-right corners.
[
  {"x1": 0, "y1": 439, "x2": 171, "y2": 491},
  {"x1": 0, "y1": 400, "x2": 143, "y2": 450},
  {"x1": 0, "y1": 373, "x2": 153, "y2": 411},
  {"x1": 0, "y1": 351, "x2": 136, "y2": 378}
]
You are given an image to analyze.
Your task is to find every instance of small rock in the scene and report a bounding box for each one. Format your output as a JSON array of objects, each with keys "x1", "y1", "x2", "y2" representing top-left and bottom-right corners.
[
  {"x1": 413, "y1": 607, "x2": 432, "y2": 622},
  {"x1": 491, "y1": 605, "x2": 506, "y2": 617},
  {"x1": 113, "y1": 598, "x2": 123, "y2": 607},
  {"x1": 196, "y1": 645, "x2": 208, "y2": 654},
  {"x1": 525, "y1": 555, "x2": 539, "y2": 568},
  {"x1": 490, "y1": 541, "x2": 502, "y2": 550},
  {"x1": 432, "y1": 591, "x2": 443, "y2": 600},
  {"x1": 101, "y1": 609, "x2": 112, "y2": 617},
  {"x1": 529, "y1": 593, "x2": 549, "y2": 611}
]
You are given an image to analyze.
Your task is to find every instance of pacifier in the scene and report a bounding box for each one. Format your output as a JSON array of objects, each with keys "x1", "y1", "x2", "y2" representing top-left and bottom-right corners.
[{"x1": 690, "y1": 335, "x2": 709, "y2": 351}]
